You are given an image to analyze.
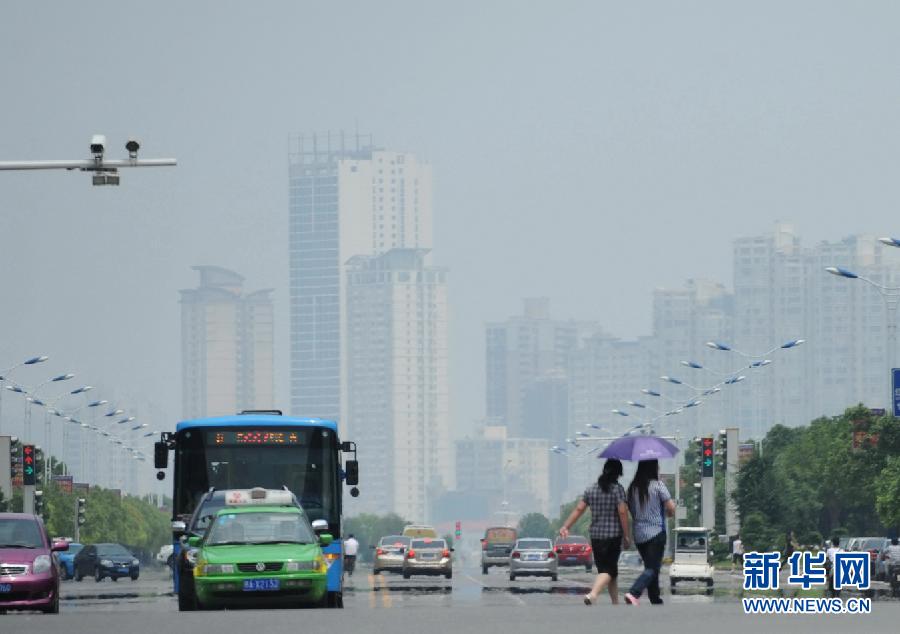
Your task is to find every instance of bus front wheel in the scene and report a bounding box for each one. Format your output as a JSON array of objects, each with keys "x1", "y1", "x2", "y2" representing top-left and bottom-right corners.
[{"x1": 327, "y1": 591, "x2": 343, "y2": 608}]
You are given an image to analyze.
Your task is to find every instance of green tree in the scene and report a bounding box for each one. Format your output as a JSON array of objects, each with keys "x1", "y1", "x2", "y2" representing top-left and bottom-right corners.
[
  {"x1": 875, "y1": 456, "x2": 900, "y2": 531},
  {"x1": 343, "y1": 513, "x2": 407, "y2": 562},
  {"x1": 551, "y1": 498, "x2": 590, "y2": 537},
  {"x1": 734, "y1": 405, "x2": 891, "y2": 544},
  {"x1": 517, "y1": 512, "x2": 551, "y2": 538}
]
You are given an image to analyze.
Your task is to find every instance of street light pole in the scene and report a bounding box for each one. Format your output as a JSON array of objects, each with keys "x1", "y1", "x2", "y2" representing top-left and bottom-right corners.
[
  {"x1": 826, "y1": 263, "x2": 900, "y2": 411},
  {"x1": 0, "y1": 355, "x2": 49, "y2": 435}
]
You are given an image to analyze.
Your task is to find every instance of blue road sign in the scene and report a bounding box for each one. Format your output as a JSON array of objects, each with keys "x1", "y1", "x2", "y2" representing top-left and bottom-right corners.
[{"x1": 893, "y1": 369, "x2": 900, "y2": 417}]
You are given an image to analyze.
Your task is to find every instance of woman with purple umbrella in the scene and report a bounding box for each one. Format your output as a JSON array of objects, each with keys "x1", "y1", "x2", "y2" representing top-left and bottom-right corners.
[{"x1": 623, "y1": 459, "x2": 676, "y2": 606}]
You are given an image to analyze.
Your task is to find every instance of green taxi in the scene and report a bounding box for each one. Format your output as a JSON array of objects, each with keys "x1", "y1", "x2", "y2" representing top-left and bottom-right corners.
[{"x1": 189, "y1": 503, "x2": 331, "y2": 609}]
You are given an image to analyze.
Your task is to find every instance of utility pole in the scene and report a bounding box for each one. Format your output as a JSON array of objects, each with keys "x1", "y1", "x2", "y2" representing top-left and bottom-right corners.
[
  {"x1": 724, "y1": 427, "x2": 740, "y2": 537},
  {"x1": 0, "y1": 436, "x2": 12, "y2": 502},
  {"x1": 700, "y1": 437, "x2": 715, "y2": 530}
]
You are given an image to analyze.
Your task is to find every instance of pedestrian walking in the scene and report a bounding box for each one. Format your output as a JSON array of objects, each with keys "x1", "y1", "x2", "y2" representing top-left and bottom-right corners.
[
  {"x1": 344, "y1": 533, "x2": 359, "y2": 576},
  {"x1": 731, "y1": 535, "x2": 744, "y2": 572},
  {"x1": 558, "y1": 458, "x2": 630, "y2": 606},
  {"x1": 825, "y1": 536, "x2": 842, "y2": 598},
  {"x1": 623, "y1": 459, "x2": 676, "y2": 606}
]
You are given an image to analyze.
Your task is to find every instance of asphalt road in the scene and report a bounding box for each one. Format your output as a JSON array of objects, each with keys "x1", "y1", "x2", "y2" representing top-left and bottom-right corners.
[{"x1": 4, "y1": 563, "x2": 899, "y2": 633}]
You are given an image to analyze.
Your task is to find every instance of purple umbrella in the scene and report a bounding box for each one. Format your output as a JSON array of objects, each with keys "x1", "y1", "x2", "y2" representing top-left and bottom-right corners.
[{"x1": 599, "y1": 435, "x2": 679, "y2": 461}]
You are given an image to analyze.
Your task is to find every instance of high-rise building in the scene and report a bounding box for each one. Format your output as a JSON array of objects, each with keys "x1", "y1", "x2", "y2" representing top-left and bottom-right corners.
[
  {"x1": 288, "y1": 134, "x2": 433, "y2": 424},
  {"x1": 345, "y1": 248, "x2": 450, "y2": 522},
  {"x1": 454, "y1": 424, "x2": 552, "y2": 522},
  {"x1": 180, "y1": 266, "x2": 274, "y2": 419},
  {"x1": 733, "y1": 225, "x2": 900, "y2": 435},
  {"x1": 650, "y1": 279, "x2": 734, "y2": 436},
  {"x1": 486, "y1": 298, "x2": 597, "y2": 437}
]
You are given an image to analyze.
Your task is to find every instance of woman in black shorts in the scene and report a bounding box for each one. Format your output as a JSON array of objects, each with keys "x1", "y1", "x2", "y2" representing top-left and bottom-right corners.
[{"x1": 558, "y1": 458, "x2": 630, "y2": 605}]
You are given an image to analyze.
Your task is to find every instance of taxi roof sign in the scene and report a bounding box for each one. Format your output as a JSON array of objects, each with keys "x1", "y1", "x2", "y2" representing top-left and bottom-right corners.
[{"x1": 223, "y1": 488, "x2": 295, "y2": 506}]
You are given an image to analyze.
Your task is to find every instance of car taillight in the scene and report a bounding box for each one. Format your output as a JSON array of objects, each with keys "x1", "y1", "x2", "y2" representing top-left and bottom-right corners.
[
  {"x1": 512, "y1": 551, "x2": 520, "y2": 559},
  {"x1": 548, "y1": 551, "x2": 556, "y2": 559},
  {"x1": 376, "y1": 548, "x2": 384, "y2": 556},
  {"x1": 585, "y1": 546, "x2": 592, "y2": 553},
  {"x1": 442, "y1": 549, "x2": 450, "y2": 558},
  {"x1": 482, "y1": 541, "x2": 488, "y2": 551},
  {"x1": 407, "y1": 550, "x2": 415, "y2": 559}
]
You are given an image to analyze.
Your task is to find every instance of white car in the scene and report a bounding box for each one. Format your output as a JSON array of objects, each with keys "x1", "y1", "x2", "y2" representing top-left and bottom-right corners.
[{"x1": 669, "y1": 527, "x2": 714, "y2": 593}]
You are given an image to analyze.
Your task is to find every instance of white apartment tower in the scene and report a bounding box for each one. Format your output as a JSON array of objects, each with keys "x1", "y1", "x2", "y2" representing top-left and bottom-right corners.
[
  {"x1": 345, "y1": 249, "x2": 450, "y2": 522},
  {"x1": 180, "y1": 266, "x2": 274, "y2": 419},
  {"x1": 288, "y1": 133, "x2": 433, "y2": 424}
]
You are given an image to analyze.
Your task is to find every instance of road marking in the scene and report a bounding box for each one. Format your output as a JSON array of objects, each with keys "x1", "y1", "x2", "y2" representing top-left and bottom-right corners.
[
  {"x1": 464, "y1": 572, "x2": 526, "y2": 606},
  {"x1": 379, "y1": 573, "x2": 392, "y2": 608},
  {"x1": 368, "y1": 573, "x2": 377, "y2": 609}
]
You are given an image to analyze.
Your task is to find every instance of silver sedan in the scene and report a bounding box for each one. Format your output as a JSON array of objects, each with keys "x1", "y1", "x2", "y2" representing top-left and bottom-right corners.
[
  {"x1": 372, "y1": 535, "x2": 411, "y2": 574},
  {"x1": 402, "y1": 538, "x2": 453, "y2": 579},
  {"x1": 509, "y1": 538, "x2": 558, "y2": 581}
]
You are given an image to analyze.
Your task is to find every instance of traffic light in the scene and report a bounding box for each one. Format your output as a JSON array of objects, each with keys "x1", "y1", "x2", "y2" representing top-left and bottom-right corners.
[
  {"x1": 455, "y1": 520, "x2": 461, "y2": 539},
  {"x1": 717, "y1": 430, "x2": 728, "y2": 472},
  {"x1": 9, "y1": 437, "x2": 19, "y2": 480},
  {"x1": 692, "y1": 482, "x2": 702, "y2": 517},
  {"x1": 34, "y1": 446, "x2": 43, "y2": 484},
  {"x1": 77, "y1": 498, "x2": 86, "y2": 525},
  {"x1": 22, "y1": 445, "x2": 36, "y2": 485},
  {"x1": 33, "y1": 490, "x2": 43, "y2": 516},
  {"x1": 700, "y1": 437, "x2": 714, "y2": 477}
]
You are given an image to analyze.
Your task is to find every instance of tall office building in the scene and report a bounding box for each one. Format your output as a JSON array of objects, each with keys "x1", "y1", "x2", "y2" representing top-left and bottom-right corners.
[
  {"x1": 288, "y1": 133, "x2": 433, "y2": 424},
  {"x1": 486, "y1": 298, "x2": 598, "y2": 437},
  {"x1": 345, "y1": 249, "x2": 450, "y2": 522},
  {"x1": 734, "y1": 225, "x2": 900, "y2": 435},
  {"x1": 180, "y1": 266, "x2": 274, "y2": 419},
  {"x1": 650, "y1": 279, "x2": 734, "y2": 437}
]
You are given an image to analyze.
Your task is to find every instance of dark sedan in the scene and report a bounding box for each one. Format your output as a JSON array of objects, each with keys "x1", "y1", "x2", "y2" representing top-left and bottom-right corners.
[{"x1": 73, "y1": 543, "x2": 140, "y2": 582}]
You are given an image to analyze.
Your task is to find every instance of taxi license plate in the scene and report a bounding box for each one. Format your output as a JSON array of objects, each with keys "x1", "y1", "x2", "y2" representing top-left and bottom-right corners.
[
  {"x1": 565, "y1": 556, "x2": 577, "y2": 561},
  {"x1": 243, "y1": 578, "x2": 280, "y2": 592},
  {"x1": 525, "y1": 554, "x2": 540, "y2": 561},
  {"x1": 0, "y1": 583, "x2": 11, "y2": 593}
]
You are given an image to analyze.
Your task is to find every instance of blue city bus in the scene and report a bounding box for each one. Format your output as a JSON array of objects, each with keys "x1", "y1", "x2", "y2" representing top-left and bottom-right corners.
[{"x1": 154, "y1": 411, "x2": 359, "y2": 609}]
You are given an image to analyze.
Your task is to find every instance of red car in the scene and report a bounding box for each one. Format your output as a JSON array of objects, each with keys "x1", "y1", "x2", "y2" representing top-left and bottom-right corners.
[
  {"x1": 0, "y1": 512, "x2": 68, "y2": 614},
  {"x1": 555, "y1": 535, "x2": 593, "y2": 572}
]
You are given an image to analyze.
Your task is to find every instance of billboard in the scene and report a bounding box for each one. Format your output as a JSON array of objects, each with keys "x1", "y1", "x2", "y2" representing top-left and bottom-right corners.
[{"x1": 51, "y1": 475, "x2": 74, "y2": 493}]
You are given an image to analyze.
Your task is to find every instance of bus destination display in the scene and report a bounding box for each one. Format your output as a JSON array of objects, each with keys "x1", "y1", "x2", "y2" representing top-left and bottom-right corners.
[{"x1": 209, "y1": 430, "x2": 304, "y2": 446}]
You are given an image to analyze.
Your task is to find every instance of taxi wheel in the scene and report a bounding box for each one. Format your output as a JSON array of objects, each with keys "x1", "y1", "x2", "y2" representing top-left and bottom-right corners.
[
  {"x1": 445, "y1": 572, "x2": 452, "y2": 580},
  {"x1": 42, "y1": 595, "x2": 60, "y2": 614},
  {"x1": 509, "y1": 573, "x2": 515, "y2": 581},
  {"x1": 403, "y1": 572, "x2": 410, "y2": 580},
  {"x1": 482, "y1": 566, "x2": 488, "y2": 575},
  {"x1": 551, "y1": 574, "x2": 558, "y2": 582}
]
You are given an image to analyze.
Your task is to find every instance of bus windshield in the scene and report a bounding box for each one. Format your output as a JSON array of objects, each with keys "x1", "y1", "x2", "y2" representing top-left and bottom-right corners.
[{"x1": 173, "y1": 426, "x2": 340, "y2": 534}]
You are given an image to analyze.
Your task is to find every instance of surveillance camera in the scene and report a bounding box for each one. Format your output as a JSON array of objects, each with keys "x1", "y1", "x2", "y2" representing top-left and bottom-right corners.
[
  {"x1": 90, "y1": 134, "x2": 107, "y2": 156},
  {"x1": 125, "y1": 138, "x2": 140, "y2": 157}
]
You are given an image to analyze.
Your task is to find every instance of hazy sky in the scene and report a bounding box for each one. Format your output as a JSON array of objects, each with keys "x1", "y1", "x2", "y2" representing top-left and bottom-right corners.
[{"x1": 2, "y1": 1, "x2": 900, "y2": 438}]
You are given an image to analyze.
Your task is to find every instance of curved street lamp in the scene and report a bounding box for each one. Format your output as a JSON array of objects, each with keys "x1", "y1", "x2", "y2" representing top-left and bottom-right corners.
[{"x1": 826, "y1": 253, "x2": 900, "y2": 410}]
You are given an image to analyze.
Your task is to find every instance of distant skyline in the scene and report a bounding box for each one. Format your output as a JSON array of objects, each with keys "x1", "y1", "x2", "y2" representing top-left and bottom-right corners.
[{"x1": 3, "y1": 2, "x2": 900, "y2": 441}]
